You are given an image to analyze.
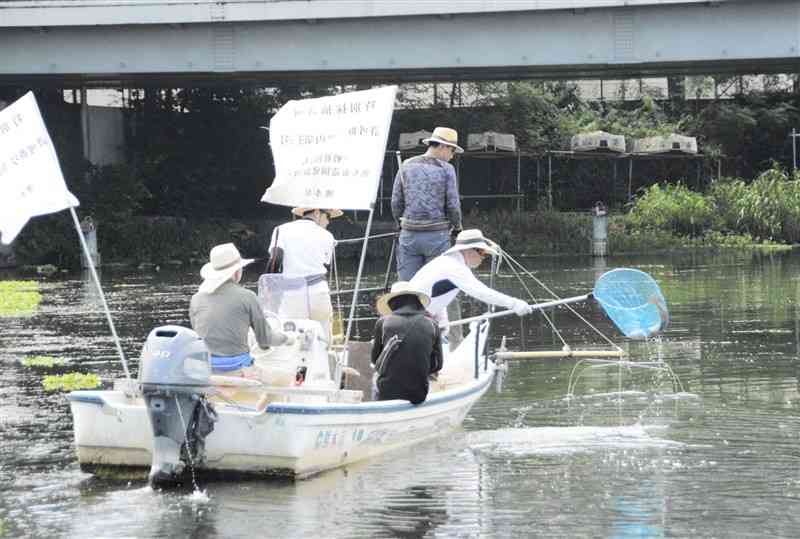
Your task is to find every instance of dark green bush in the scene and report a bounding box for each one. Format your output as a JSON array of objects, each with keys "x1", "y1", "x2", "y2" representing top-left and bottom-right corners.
[
  {"x1": 626, "y1": 183, "x2": 714, "y2": 237},
  {"x1": 466, "y1": 209, "x2": 591, "y2": 255}
]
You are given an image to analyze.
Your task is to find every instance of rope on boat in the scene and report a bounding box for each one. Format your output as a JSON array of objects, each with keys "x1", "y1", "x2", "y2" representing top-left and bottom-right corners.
[
  {"x1": 335, "y1": 231, "x2": 398, "y2": 245},
  {"x1": 492, "y1": 244, "x2": 624, "y2": 354}
]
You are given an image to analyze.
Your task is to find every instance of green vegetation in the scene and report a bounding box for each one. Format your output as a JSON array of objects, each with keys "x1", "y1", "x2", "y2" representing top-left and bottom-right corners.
[
  {"x1": 8, "y1": 81, "x2": 800, "y2": 264},
  {"x1": 91, "y1": 466, "x2": 148, "y2": 482},
  {"x1": 21, "y1": 356, "x2": 67, "y2": 369},
  {"x1": 469, "y1": 209, "x2": 592, "y2": 255},
  {"x1": 0, "y1": 281, "x2": 42, "y2": 317},
  {"x1": 43, "y1": 373, "x2": 101, "y2": 392},
  {"x1": 619, "y1": 164, "x2": 800, "y2": 249}
]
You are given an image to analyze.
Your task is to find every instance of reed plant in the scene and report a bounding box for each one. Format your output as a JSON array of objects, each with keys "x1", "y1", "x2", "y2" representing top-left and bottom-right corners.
[
  {"x1": 626, "y1": 183, "x2": 714, "y2": 237},
  {"x1": 724, "y1": 165, "x2": 800, "y2": 242}
]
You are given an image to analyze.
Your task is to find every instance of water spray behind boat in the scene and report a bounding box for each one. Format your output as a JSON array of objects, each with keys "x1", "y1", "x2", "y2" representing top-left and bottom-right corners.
[{"x1": 138, "y1": 326, "x2": 217, "y2": 487}]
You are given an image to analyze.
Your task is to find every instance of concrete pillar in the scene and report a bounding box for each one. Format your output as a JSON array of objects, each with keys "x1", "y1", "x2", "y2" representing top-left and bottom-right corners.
[
  {"x1": 592, "y1": 201, "x2": 608, "y2": 257},
  {"x1": 80, "y1": 216, "x2": 101, "y2": 268}
]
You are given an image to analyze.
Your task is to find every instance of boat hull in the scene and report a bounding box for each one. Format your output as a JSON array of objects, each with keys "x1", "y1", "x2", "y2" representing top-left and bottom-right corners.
[{"x1": 69, "y1": 365, "x2": 494, "y2": 479}]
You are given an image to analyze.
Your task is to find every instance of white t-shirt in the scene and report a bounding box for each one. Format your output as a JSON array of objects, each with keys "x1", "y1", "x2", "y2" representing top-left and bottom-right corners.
[
  {"x1": 269, "y1": 219, "x2": 336, "y2": 292},
  {"x1": 409, "y1": 251, "x2": 518, "y2": 322}
]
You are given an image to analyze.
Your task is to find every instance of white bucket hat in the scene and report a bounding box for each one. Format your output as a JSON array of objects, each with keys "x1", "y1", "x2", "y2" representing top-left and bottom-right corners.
[
  {"x1": 376, "y1": 281, "x2": 431, "y2": 316},
  {"x1": 291, "y1": 207, "x2": 344, "y2": 218},
  {"x1": 422, "y1": 126, "x2": 464, "y2": 154},
  {"x1": 199, "y1": 243, "x2": 254, "y2": 294},
  {"x1": 444, "y1": 229, "x2": 499, "y2": 257}
]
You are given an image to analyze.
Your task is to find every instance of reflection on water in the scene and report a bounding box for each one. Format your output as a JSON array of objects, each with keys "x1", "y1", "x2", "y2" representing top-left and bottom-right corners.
[{"x1": 2, "y1": 250, "x2": 800, "y2": 537}]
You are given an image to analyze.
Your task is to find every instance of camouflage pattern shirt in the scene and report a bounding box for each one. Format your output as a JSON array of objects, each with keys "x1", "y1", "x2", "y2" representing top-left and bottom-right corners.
[{"x1": 391, "y1": 155, "x2": 462, "y2": 231}]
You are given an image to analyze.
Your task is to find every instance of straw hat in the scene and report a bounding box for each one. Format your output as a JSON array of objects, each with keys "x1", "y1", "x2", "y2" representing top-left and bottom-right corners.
[
  {"x1": 422, "y1": 127, "x2": 464, "y2": 154},
  {"x1": 376, "y1": 281, "x2": 431, "y2": 316},
  {"x1": 199, "y1": 243, "x2": 254, "y2": 294},
  {"x1": 444, "y1": 229, "x2": 499, "y2": 257},
  {"x1": 291, "y1": 207, "x2": 344, "y2": 219}
]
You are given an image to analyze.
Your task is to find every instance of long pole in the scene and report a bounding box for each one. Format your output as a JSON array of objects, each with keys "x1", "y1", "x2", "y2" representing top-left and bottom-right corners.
[
  {"x1": 548, "y1": 153, "x2": 553, "y2": 210},
  {"x1": 343, "y1": 205, "x2": 375, "y2": 352},
  {"x1": 516, "y1": 149, "x2": 521, "y2": 214},
  {"x1": 441, "y1": 294, "x2": 590, "y2": 328},
  {"x1": 69, "y1": 206, "x2": 130, "y2": 380},
  {"x1": 791, "y1": 128, "x2": 798, "y2": 174}
]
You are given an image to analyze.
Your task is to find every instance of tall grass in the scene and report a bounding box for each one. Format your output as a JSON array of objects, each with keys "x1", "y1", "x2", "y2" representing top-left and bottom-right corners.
[
  {"x1": 626, "y1": 183, "x2": 714, "y2": 237},
  {"x1": 625, "y1": 165, "x2": 800, "y2": 245}
]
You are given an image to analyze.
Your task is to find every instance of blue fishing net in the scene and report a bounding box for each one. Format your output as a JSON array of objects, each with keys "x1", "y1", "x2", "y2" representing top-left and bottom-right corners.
[{"x1": 593, "y1": 268, "x2": 669, "y2": 340}]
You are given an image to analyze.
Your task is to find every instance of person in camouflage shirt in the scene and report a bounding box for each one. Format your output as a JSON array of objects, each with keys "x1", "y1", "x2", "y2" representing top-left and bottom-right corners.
[{"x1": 392, "y1": 127, "x2": 463, "y2": 281}]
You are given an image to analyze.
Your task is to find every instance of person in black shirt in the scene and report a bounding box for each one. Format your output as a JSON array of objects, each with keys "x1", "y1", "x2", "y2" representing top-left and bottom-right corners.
[{"x1": 371, "y1": 282, "x2": 443, "y2": 404}]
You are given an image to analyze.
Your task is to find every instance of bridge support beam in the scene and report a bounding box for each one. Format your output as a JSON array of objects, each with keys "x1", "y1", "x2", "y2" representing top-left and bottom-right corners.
[{"x1": 0, "y1": 0, "x2": 798, "y2": 86}]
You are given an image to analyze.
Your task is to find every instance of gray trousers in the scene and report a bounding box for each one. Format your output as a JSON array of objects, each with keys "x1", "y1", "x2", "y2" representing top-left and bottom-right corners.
[{"x1": 396, "y1": 229, "x2": 450, "y2": 281}]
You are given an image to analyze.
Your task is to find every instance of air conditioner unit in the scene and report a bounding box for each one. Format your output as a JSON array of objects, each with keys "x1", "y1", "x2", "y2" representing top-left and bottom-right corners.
[
  {"x1": 633, "y1": 134, "x2": 698, "y2": 155},
  {"x1": 467, "y1": 131, "x2": 517, "y2": 152},
  {"x1": 570, "y1": 131, "x2": 626, "y2": 153},
  {"x1": 398, "y1": 130, "x2": 431, "y2": 150}
]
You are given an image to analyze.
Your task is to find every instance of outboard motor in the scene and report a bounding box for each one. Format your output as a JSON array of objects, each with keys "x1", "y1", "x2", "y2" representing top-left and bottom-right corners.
[{"x1": 138, "y1": 325, "x2": 217, "y2": 487}]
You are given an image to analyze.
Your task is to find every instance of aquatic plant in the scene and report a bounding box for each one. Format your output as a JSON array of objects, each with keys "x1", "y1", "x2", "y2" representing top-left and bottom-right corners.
[
  {"x1": 0, "y1": 280, "x2": 42, "y2": 317},
  {"x1": 91, "y1": 465, "x2": 148, "y2": 482},
  {"x1": 626, "y1": 182, "x2": 714, "y2": 237},
  {"x1": 42, "y1": 373, "x2": 101, "y2": 392},
  {"x1": 21, "y1": 356, "x2": 67, "y2": 369}
]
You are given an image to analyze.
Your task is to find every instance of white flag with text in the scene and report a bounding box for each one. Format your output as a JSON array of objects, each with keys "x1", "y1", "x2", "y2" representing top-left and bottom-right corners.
[
  {"x1": 0, "y1": 92, "x2": 79, "y2": 245},
  {"x1": 262, "y1": 86, "x2": 397, "y2": 211}
]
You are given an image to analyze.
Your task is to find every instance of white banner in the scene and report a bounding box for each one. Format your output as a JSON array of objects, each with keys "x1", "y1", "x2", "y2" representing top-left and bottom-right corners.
[
  {"x1": 261, "y1": 85, "x2": 397, "y2": 211},
  {"x1": 0, "y1": 92, "x2": 79, "y2": 245}
]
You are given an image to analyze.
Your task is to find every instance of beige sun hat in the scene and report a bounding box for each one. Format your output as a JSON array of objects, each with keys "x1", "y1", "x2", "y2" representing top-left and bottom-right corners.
[
  {"x1": 444, "y1": 229, "x2": 500, "y2": 257},
  {"x1": 376, "y1": 281, "x2": 431, "y2": 316},
  {"x1": 291, "y1": 207, "x2": 344, "y2": 218},
  {"x1": 422, "y1": 126, "x2": 464, "y2": 154},
  {"x1": 199, "y1": 243, "x2": 254, "y2": 294}
]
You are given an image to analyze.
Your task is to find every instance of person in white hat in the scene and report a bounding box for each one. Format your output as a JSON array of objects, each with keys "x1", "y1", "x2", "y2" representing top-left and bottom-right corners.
[
  {"x1": 391, "y1": 126, "x2": 464, "y2": 281},
  {"x1": 371, "y1": 281, "x2": 443, "y2": 404},
  {"x1": 409, "y1": 229, "x2": 533, "y2": 334},
  {"x1": 190, "y1": 242, "x2": 292, "y2": 375},
  {"x1": 267, "y1": 207, "x2": 343, "y2": 340}
]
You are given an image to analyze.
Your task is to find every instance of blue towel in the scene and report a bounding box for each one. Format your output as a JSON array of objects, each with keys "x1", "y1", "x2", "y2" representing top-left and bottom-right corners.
[{"x1": 210, "y1": 352, "x2": 253, "y2": 373}]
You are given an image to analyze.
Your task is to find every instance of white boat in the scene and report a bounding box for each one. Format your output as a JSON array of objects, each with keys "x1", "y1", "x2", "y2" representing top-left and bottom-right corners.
[{"x1": 68, "y1": 319, "x2": 494, "y2": 480}]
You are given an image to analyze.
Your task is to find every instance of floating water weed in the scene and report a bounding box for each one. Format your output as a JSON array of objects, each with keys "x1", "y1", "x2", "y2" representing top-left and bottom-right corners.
[
  {"x1": 21, "y1": 356, "x2": 66, "y2": 369},
  {"x1": 43, "y1": 373, "x2": 101, "y2": 392},
  {"x1": 91, "y1": 466, "x2": 148, "y2": 482},
  {"x1": 0, "y1": 280, "x2": 42, "y2": 317}
]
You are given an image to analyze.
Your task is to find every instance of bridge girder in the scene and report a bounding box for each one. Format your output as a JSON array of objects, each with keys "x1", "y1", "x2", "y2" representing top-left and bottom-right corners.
[{"x1": 1, "y1": 0, "x2": 798, "y2": 88}]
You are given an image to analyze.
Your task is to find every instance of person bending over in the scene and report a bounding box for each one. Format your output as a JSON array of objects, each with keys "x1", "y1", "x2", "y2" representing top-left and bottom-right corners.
[{"x1": 410, "y1": 229, "x2": 533, "y2": 333}]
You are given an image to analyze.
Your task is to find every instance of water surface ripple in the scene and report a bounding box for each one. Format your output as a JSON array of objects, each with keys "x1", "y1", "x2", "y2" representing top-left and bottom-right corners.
[{"x1": 2, "y1": 251, "x2": 800, "y2": 537}]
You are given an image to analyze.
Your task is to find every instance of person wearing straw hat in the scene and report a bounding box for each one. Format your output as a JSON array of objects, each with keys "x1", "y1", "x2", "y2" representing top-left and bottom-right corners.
[
  {"x1": 371, "y1": 281, "x2": 443, "y2": 404},
  {"x1": 409, "y1": 229, "x2": 532, "y2": 337},
  {"x1": 267, "y1": 207, "x2": 343, "y2": 340},
  {"x1": 190, "y1": 242, "x2": 293, "y2": 375},
  {"x1": 391, "y1": 126, "x2": 464, "y2": 281}
]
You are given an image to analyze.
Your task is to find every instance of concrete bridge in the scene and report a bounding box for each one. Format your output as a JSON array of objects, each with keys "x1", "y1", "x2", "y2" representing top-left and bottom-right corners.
[{"x1": 1, "y1": 0, "x2": 799, "y2": 87}]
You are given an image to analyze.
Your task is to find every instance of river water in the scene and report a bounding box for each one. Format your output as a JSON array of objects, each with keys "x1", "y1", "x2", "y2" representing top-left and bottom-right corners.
[{"x1": 2, "y1": 250, "x2": 800, "y2": 538}]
